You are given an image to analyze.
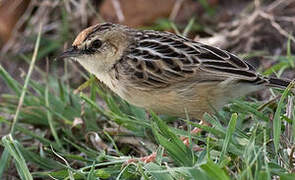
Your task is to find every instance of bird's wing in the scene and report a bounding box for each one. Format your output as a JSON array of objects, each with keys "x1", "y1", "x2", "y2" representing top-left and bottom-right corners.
[{"x1": 122, "y1": 30, "x2": 265, "y2": 88}]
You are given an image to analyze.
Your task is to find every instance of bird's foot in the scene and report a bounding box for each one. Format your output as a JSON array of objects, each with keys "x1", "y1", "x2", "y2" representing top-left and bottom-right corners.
[
  {"x1": 181, "y1": 127, "x2": 203, "y2": 146},
  {"x1": 124, "y1": 152, "x2": 159, "y2": 165}
]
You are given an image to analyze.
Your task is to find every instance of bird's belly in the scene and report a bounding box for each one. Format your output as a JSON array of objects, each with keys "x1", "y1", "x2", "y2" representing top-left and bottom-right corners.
[
  {"x1": 122, "y1": 90, "x2": 197, "y2": 118},
  {"x1": 95, "y1": 69, "x2": 261, "y2": 119},
  {"x1": 95, "y1": 69, "x2": 263, "y2": 119},
  {"x1": 120, "y1": 83, "x2": 219, "y2": 119},
  {"x1": 120, "y1": 81, "x2": 263, "y2": 119}
]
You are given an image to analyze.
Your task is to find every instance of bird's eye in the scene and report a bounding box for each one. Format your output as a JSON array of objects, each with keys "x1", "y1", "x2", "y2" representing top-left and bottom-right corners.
[{"x1": 91, "y1": 39, "x2": 102, "y2": 49}]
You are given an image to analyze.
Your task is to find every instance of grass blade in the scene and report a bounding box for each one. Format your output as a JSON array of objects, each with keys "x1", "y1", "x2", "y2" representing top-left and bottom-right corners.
[
  {"x1": 286, "y1": 35, "x2": 294, "y2": 68},
  {"x1": 45, "y1": 61, "x2": 62, "y2": 149},
  {"x1": 145, "y1": 163, "x2": 174, "y2": 180},
  {"x1": 273, "y1": 81, "x2": 295, "y2": 153},
  {"x1": 0, "y1": 148, "x2": 10, "y2": 178},
  {"x1": 263, "y1": 129, "x2": 271, "y2": 180},
  {"x1": 10, "y1": 24, "x2": 42, "y2": 134},
  {"x1": 1, "y1": 24, "x2": 42, "y2": 180},
  {"x1": 219, "y1": 113, "x2": 238, "y2": 163},
  {"x1": 2, "y1": 135, "x2": 33, "y2": 180},
  {"x1": 0, "y1": 65, "x2": 22, "y2": 95},
  {"x1": 182, "y1": 18, "x2": 195, "y2": 37},
  {"x1": 200, "y1": 159, "x2": 230, "y2": 180},
  {"x1": 151, "y1": 111, "x2": 194, "y2": 166}
]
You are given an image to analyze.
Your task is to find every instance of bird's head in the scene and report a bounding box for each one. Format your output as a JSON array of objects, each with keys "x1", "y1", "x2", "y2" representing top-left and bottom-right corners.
[{"x1": 59, "y1": 23, "x2": 130, "y2": 74}]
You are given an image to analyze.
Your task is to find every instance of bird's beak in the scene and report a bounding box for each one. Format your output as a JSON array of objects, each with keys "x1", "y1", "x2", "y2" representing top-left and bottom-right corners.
[{"x1": 57, "y1": 46, "x2": 80, "y2": 60}]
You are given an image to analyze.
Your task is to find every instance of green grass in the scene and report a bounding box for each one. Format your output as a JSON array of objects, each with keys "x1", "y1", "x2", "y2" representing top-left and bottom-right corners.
[{"x1": 1, "y1": 17, "x2": 295, "y2": 180}]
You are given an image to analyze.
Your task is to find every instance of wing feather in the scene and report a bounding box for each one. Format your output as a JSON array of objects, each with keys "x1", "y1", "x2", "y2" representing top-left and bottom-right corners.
[{"x1": 121, "y1": 30, "x2": 265, "y2": 88}]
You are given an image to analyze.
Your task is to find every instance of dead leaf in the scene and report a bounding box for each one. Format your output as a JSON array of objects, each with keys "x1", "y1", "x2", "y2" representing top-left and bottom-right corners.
[
  {"x1": 86, "y1": 132, "x2": 108, "y2": 151},
  {"x1": 98, "y1": 0, "x2": 218, "y2": 27},
  {"x1": 0, "y1": 0, "x2": 30, "y2": 47}
]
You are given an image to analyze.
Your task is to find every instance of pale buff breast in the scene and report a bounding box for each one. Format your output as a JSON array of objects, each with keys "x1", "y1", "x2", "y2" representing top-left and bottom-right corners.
[
  {"x1": 94, "y1": 70, "x2": 263, "y2": 120},
  {"x1": 120, "y1": 80, "x2": 264, "y2": 120},
  {"x1": 120, "y1": 82, "x2": 221, "y2": 119}
]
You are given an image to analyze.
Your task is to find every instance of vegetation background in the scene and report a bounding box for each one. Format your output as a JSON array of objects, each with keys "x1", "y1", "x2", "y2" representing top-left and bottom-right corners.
[{"x1": 0, "y1": 0, "x2": 295, "y2": 179}]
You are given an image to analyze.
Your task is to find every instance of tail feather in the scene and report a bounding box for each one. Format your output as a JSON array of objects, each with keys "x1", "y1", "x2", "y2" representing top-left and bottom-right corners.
[{"x1": 267, "y1": 77, "x2": 294, "y2": 93}]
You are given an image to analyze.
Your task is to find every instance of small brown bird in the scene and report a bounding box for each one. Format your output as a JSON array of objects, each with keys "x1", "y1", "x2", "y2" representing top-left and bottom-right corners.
[
  {"x1": 60, "y1": 22, "x2": 293, "y2": 122},
  {"x1": 60, "y1": 22, "x2": 294, "y2": 163}
]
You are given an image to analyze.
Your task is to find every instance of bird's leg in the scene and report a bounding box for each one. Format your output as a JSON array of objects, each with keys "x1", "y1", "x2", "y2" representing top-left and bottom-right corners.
[
  {"x1": 139, "y1": 152, "x2": 158, "y2": 163},
  {"x1": 125, "y1": 152, "x2": 168, "y2": 165},
  {"x1": 125, "y1": 152, "x2": 158, "y2": 164},
  {"x1": 181, "y1": 120, "x2": 211, "y2": 147}
]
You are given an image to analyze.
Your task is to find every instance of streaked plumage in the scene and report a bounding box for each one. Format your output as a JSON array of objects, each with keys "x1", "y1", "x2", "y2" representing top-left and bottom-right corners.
[{"x1": 60, "y1": 23, "x2": 293, "y2": 119}]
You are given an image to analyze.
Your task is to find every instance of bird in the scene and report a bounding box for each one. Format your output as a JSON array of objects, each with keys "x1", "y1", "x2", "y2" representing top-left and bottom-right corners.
[
  {"x1": 60, "y1": 22, "x2": 293, "y2": 118},
  {"x1": 59, "y1": 22, "x2": 294, "y2": 162}
]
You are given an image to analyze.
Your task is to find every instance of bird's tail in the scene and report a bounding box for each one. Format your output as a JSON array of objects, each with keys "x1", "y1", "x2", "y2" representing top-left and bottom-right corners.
[{"x1": 266, "y1": 77, "x2": 295, "y2": 93}]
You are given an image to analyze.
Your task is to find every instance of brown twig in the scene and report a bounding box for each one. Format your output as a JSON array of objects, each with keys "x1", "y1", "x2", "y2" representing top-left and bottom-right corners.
[
  {"x1": 259, "y1": 11, "x2": 295, "y2": 44},
  {"x1": 169, "y1": 0, "x2": 184, "y2": 21},
  {"x1": 111, "y1": 0, "x2": 125, "y2": 22}
]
